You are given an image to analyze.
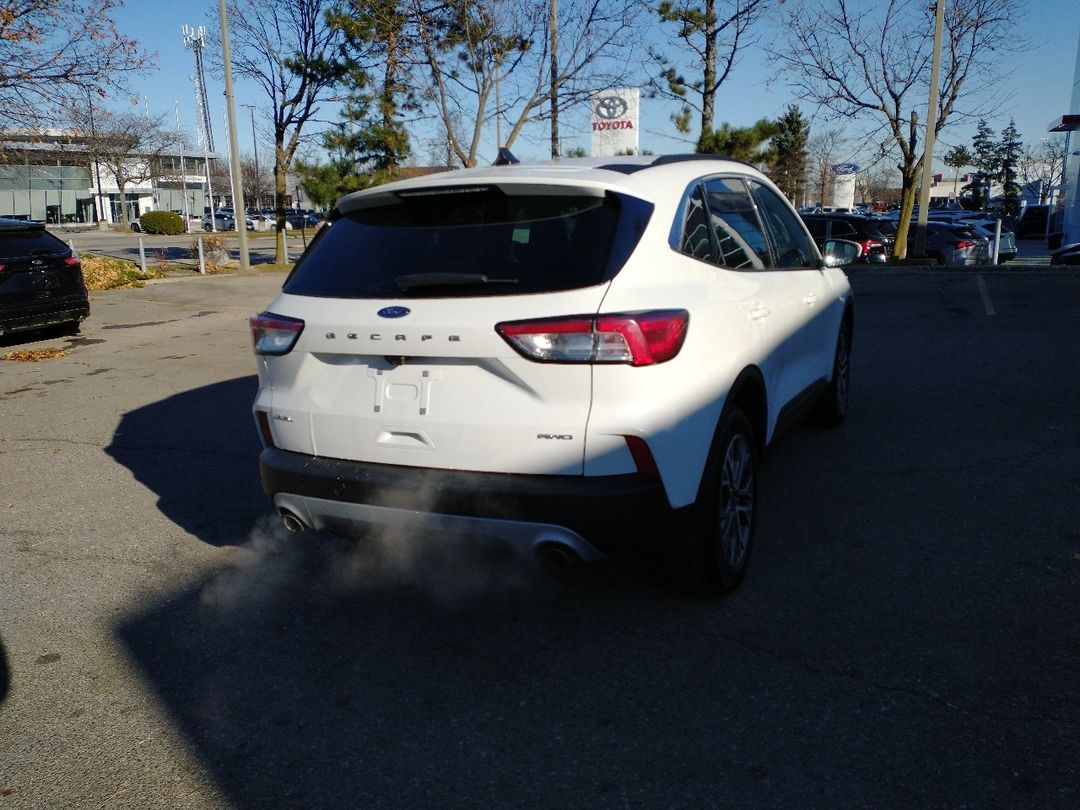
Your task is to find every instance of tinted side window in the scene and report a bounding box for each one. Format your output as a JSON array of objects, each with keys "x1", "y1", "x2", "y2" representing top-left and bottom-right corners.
[
  {"x1": 678, "y1": 184, "x2": 715, "y2": 262},
  {"x1": 831, "y1": 220, "x2": 857, "y2": 238},
  {"x1": 749, "y1": 182, "x2": 818, "y2": 268},
  {"x1": 804, "y1": 219, "x2": 827, "y2": 239},
  {"x1": 703, "y1": 178, "x2": 770, "y2": 270}
]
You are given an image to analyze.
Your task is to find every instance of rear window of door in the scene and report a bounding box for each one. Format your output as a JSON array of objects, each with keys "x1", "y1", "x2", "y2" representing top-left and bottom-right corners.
[
  {"x1": 702, "y1": 177, "x2": 770, "y2": 269},
  {"x1": 748, "y1": 182, "x2": 818, "y2": 268}
]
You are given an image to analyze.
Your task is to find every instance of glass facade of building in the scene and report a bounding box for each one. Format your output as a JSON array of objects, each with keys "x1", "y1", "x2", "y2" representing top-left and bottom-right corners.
[
  {"x1": 0, "y1": 143, "x2": 211, "y2": 225},
  {"x1": 0, "y1": 163, "x2": 95, "y2": 223}
]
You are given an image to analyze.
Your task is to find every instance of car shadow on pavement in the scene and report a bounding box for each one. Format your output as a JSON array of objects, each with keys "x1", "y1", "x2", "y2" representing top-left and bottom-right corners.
[{"x1": 105, "y1": 375, "x2": 268, "y2": 547}]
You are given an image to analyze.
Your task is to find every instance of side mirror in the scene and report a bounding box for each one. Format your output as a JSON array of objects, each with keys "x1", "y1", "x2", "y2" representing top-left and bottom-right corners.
[{"x1": 822, "y1": 238, "x2": 863, "y2": 267}]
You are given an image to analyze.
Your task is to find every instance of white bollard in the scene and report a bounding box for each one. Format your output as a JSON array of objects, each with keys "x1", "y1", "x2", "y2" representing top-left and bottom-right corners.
[
  {"x1": 992, "y1": 219, "x2": 1001, "y2": 265},
  {"x1": 138, "y1": 236, "x2": 147, "y2": 274},
  {"x1": 197, "y1": 236, "x2": 206, "y2": 275}
]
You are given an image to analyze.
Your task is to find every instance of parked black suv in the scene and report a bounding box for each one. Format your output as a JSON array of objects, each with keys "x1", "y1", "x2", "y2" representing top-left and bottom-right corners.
[
  {"x1": 800, "y1": 213, "x2": 895, "y2": 263},
  {"x1": 0, "y1": 219, "x2": 89, "y2": 337}
]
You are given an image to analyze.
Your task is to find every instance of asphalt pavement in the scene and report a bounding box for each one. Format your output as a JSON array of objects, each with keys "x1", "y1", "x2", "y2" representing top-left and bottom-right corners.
[{"x1": 0, "y1": 267, "x2": 1077, "y2": 809}]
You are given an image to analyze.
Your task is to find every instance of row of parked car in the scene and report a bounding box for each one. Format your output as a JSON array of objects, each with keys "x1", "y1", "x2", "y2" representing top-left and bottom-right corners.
[
  {"x1": 200, "y1": 208, "x2": 324, "y2": 233},
  {"x1": 797, "y1": 209, "x2": 1018, "y2": 266}
]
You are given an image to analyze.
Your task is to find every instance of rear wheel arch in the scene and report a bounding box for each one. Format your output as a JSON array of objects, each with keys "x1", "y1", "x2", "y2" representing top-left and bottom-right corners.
[{"x1": 724, "y1": 367, "x2": 768, "y2": 456}]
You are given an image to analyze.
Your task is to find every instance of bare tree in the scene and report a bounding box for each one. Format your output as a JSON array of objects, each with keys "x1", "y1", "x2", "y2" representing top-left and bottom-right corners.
[
  {"x1": 780, "y1": 0, "x2": 1018, "y2": 257},
  {"x1": 213, "y1": 0, "x2": 347, "y2": 262},
  {"x1": 805, "y1": 128, "x2": 846, "y2": 208},
  {"x1": 1018, "y1": 136, "x2": 1066, "y2": 204},
  {"x1": 412, "y1": 0, "x2": 644, "y2": 167},
  {"x1": 68, "y1": 107, "x2": 179, "y2": 229},
  {"x1": 0, "y1": 0, "x2": 150, "y2": 138},
  {"x1": 647, "y1": 0, "x2": 770, "y2": 141}
]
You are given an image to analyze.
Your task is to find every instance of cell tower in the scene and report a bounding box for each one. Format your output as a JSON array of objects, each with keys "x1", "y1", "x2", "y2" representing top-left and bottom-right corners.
[{"x1": 182, "y1": 25, "x2": 214, "y2": 152}]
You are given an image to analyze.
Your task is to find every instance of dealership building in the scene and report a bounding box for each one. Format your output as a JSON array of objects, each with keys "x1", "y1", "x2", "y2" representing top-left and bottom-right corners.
[
  {"x1": 1049, "y1": 30, "x2": 1080, "y2": 247},
  {"x1": 0, "y1": 130, "x2": 216, "y2": 226}
]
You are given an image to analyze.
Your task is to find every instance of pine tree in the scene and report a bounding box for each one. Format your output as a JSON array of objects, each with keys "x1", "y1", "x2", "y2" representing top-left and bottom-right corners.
[
  {"x1": 968, "y1": 119, "x2": 999, "y2": 210},
  {"x1": 697, "y1": 118, "x2": 780, "y2": 166},
  {"x1": 998, "y1": 119, "x2": 1023, "y2": 218},
  {"x1": 768, "y1": 105, "x2": 809, "y2": 203}
]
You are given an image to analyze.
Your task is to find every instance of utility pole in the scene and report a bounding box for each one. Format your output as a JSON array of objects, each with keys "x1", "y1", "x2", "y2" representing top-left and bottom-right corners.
[
  {"x1": 550, "y1": 0, "x2": 558, "y2": 158},
  {"x1": 243, "y1": 104, "x2": 259, "y2": 209},
  {"x1": 182, "y1": 25, "x2": 215, "y2": 152},
  {"x1": 86, "y1": 91, "x2": 108, "y2": 228},
  {"x1": 913, "y1": 0, "x2": 946, "y2": 258},
  {"x1": 218, "y1": 0, "x2": 250, "y2": 272}
]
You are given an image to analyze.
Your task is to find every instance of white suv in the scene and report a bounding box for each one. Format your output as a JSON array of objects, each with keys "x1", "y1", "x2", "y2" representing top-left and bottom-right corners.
[{"x1": 250, "y1": 155, "x2": 854, "y2": 595}]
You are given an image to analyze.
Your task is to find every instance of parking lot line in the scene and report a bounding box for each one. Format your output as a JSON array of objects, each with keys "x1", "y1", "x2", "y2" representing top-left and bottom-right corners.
[{"x1": 976, "y1": 274, "x2": 996, "y2": 316}]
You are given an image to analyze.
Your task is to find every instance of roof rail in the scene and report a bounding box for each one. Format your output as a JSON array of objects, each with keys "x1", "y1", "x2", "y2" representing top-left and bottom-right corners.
[
  {"x1": 494, "y1": 147, "x2": 519, "y2": 166},
  {"x1": 649, "y1": 153, "x2": 759, "y2": 171}
]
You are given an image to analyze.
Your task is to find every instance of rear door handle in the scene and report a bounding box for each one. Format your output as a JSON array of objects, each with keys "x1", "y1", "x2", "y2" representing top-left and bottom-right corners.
[{"x1": 750, "y1": 305, "x2": 771, "y2": 320}]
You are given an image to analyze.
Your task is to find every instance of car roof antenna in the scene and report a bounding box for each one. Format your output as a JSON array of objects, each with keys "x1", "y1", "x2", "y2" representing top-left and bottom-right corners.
[{"x1": 494, "y1": 147, "x2": 519, "y2": 166}]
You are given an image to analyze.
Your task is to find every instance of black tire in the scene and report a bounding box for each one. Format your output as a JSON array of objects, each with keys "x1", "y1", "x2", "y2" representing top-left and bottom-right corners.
[
  {"x1": 203, "y1": 223, "x2": 213, "y2": 232},
  {"x1": 811, "y1": 318, "x2": 851, "y2": 427},
  {"x1": 667, "y1": 407, "x2": 758, "y2": 597}
]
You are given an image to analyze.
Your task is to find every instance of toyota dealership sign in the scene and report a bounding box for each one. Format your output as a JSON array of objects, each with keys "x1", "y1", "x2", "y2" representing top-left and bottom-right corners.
[{"x1": 590, "y1": 88, "x2": 639, "y2": 156}]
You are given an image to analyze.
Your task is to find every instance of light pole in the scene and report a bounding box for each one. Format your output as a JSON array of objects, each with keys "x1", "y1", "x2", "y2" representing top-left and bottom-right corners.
[
  {"x1": 913, "y1": 0, "x2": 946, "y2": 258},
  {"x1": 242, "y1": 104, "x2": 258, "y2": 209},
  {"x1": 218, "y1": 0, "x2": 250, "y2": 272}
]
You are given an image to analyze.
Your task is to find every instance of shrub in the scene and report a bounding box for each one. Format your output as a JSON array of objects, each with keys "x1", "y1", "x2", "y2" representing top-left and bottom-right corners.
[
  {"x1": 139, "y1": 210, "x2": 186, "y2": 235},
  {"x1": 188, "y1": 234, "x2": 233, "y2": 273}
]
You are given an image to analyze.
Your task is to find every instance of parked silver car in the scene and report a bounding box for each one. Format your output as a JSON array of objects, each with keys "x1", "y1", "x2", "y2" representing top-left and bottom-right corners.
[
  {"x1": 908, "y1": 222, "x2": 990, "y2": 266},
  {"x1": 967, "y1": 219, "x2": 1017, "y2": 263}
]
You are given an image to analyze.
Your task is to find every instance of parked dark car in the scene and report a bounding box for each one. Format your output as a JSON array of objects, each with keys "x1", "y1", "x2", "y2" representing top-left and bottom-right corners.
[
  {"x1": 1016, "y1": 205, "x2": 1048, "y2": 238},
  {"x1": 800, "y1": 213, "x2": 895, "y2": 263},
  {"x1": 0, "y1": 218, "x2": 89, "y2": 337}
]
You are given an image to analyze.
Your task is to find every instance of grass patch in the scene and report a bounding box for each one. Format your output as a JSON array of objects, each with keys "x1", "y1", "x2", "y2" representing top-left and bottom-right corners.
[
  {"x1": 255, "y1": 263, "x2": 295, "y2": 273},
  {"x1": 2, "y1": 348, "x2": 68, "y2": 362},
  {"x1": 80, "y1": 254, "x2": 164, "y2": 291}
]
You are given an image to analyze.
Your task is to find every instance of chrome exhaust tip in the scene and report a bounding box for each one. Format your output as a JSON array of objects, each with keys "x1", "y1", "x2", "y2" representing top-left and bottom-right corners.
[
  {"x1": 535, "y1": 541, "x2": 583, "y2": 570},
  {"x1": 280, "y1": 510, "x2": 306, "y2": 533}
]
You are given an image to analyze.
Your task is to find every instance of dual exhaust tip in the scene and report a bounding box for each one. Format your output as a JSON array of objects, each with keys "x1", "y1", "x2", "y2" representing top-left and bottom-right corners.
[{"x1": 277, "y1": 510, "x2": 584, "y2": 569}]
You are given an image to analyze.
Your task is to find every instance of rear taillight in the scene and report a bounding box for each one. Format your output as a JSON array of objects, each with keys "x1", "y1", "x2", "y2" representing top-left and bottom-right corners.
[
  {"x1": 955, "y1": 241, "x2": 975, "y2": 249},
  {"x1": 64, "y1": 256, "x2": 80, "y2": 269},
  {"x1": 496, "y1": 310, "x2": 689, "y2": 366},
  {"x1": 858, "y1": 239, "x2": 883, "y2": 253},
  {"x1": 250, "y1": 312, "x2": 305, "y2": 355}
]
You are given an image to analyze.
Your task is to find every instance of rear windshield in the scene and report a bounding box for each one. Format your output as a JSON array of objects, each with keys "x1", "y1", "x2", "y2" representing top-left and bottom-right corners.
[
  {"x1": 0, "y1": 227, "x2": 67, "y2": 259},
  {"x1": 283, "y1": 186, "x2": 652, "y2": 298},
  {"x1": 866, "y1": 219, "x2": 896, "y2": 237}
]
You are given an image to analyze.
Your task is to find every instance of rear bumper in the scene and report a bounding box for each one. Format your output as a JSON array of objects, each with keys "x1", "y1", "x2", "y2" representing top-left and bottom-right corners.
[
  {"x1": 259, "y1": 447, "x2": 674, "y2": 558},
  {"x1": 0, "y1": 295, "x2": 89, "y2": 335}
]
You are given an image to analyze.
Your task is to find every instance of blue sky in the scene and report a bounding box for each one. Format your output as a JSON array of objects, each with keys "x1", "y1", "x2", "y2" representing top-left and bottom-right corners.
[{"x1": 106, "y1": 0, "x2": 1080, "y2": 173}]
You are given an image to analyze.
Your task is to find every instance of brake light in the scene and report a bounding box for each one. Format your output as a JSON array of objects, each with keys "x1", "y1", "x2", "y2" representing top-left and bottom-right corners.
[
  {"x1": 250, "y1": 312, "x2": 305, "y2": 355},
  {"x1": 955, "y1": 241, "x2": 975, "y2": 249},
  {"x1": 64, "y1": 256, "x2": 80, "y2": 267},
  {"x1": 496, "y1": 310, "x2": 689, "y2": 366},
  {"x1": 858, "y1": 239, "x2": 883, "y2": 253}
]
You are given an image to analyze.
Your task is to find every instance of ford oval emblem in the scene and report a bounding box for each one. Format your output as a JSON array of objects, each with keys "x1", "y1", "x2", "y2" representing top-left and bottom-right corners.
[{"x1": 377, "y1": 306, "x2": 411, "y2": 319}]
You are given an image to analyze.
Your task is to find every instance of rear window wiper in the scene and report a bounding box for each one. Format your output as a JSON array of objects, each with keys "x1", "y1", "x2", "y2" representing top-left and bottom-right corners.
[{"x1": 395, "y1": 273, "x2": 518, "y2": 291}]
